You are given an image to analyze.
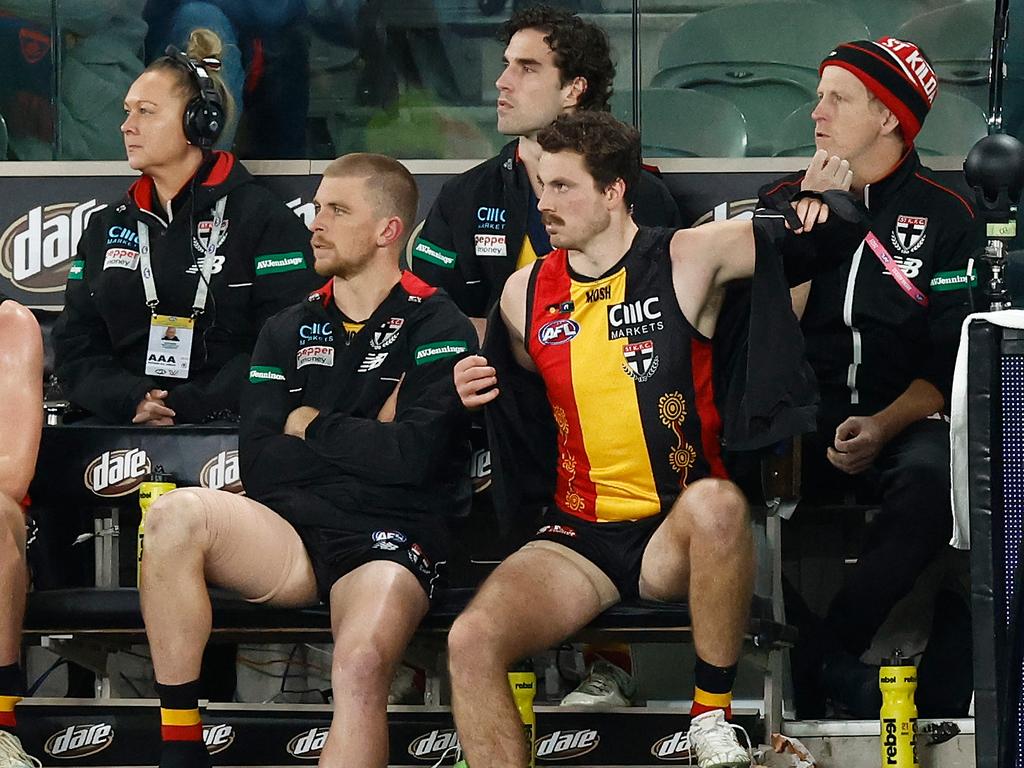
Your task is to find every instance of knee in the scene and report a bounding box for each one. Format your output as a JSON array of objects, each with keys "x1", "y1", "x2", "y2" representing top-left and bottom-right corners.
[
  {"x1": 143, "y1": 488, "x2": 209, "y2": 559},
  {"x1": 331, "y1": 643, "x2": 392, "y2": 694},
  {"x1": 0, "y1": 495, "x2": 26, "y2": 561},
  {"x1": 447, "y1": 609, "x2": 504, "y2": 676},
  {"x1": 676, "y1": 479, "x2": 750, "y2": 543}
]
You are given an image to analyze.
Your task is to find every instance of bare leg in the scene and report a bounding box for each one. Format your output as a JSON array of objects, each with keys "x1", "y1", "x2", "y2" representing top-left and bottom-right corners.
[
  {"x1": 640, "y1": 478, "x2": 754, "y2": 666},
  {"x1": 0, "y1": 496, "x2": 26, "y2": 667},
  {"x1": 0, "y1": 300, "x2": 41, "y2": 668},
  {"x1": 318, "y1": 561, "x2": 428, "y2": 768},
  {"x1": 140, "y1": 488, "x2": 318, "y2": 684},
  {"x1": 448, "y1": 545, "x2": 614, "y2": 768}
]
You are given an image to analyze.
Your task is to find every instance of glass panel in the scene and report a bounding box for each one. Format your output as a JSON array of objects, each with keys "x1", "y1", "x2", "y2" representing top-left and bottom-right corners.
[
  {"x1": 637, "y1": 0, "x2": 997, "y2": 158},
  {"x1": 0, "y1": 2, "x2": 58, "y2": 160}
]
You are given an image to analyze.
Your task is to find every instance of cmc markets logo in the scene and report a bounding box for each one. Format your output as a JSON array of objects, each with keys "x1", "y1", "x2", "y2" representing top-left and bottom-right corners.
[
  {"x1": 44, "y1": 723, "x2": 114, "y2": 758},
  {"x1": 408, "y1": 728, "x2": 460, "y2": 761},
  {"x1": 287, "y1": 727, "x2": 329, "y2": 759},
  {"x1": 203, "y1": 723, "x2": 235, "y2": 755},
  {"x1": 84, "y1": 448, "x2": 152, "y2": 497},
  {"x1": 692, "y1": 198, "x2": 758, "y2": 226},
  {"x1": 200, "y1": 450, "x2": 244, "y2": 493},
  {"x1": 536, "y1": 729, "x2": 600, "y2": 760},
  {"x1": 651, "y1": 731, "x2": 691, "y2": 761},
  {"x1": 0, "y1": 200, "x2": 106, "y2": 292}
]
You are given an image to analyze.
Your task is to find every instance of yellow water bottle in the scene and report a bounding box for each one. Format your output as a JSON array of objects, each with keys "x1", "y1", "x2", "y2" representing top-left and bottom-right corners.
[
  {"x1": 137, "y1": 466, "x2": 176, "y2": 585},
  {"x1": 879, "y1": 649, "x2": 919, "y2": 768},
  {"x1": 508, "y1": 660, "x2": 537, "y2": 768}
]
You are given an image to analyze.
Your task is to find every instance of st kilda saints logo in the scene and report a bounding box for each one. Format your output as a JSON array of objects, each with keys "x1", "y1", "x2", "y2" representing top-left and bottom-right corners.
[
  {"x1": 891, "y1": 215, "x2": 928, "y2": 256},
  {"x1": 0, "y1": 200, "x2": 106, "y2": 292},
  {"x1": 44, "y1": 723, "x2": 115, "y2": 758},
  {"x1": 622, "y1": 339, "x2": 659, "y2": 382},
  {"x1": 203, "y1": 723, "x2": 235, "y2": 755},
  {"x1": 84, "y1": 448, "x2": 152, "y2": 497},
  {"x1": 287, "y1": 727, "x2": 330, "y2": 759},
  {"x1": 199, "y1": 451, "x2": 244, "y2": 494},
  {"x1": 371, "y1": 317, "x2": 405, "y2": 350},
  {"x1": 535, "y1": 728, "x2": 601, "y2": 760},
  {"x1": 408, "y1": 728, "x2": 461, "y2": 761}
]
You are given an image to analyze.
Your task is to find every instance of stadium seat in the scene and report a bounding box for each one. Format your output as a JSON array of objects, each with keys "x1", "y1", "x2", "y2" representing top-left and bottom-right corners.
[
  {"x1": 612, "y1": 88, "x2": 748, "y2": 157},
  {"x1": 772, "y1": 92, "x2": 987, "y2": 158},
  {"x1": 897, "y1": 2, "x2": 994, "y2": 114},
  {"x1": 650, "y1": 1, "x2": 870, "y2": 154},
  {"x1": 915, "y1": 92, "x2": 989, "y2": 157},
  {"x1": 824, "y1": 0, "x2": 938, "y2": 38}
]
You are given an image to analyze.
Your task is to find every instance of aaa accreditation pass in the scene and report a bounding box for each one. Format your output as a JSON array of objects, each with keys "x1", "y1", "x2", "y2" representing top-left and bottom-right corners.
[{"x1": 145, "y1": 314, "x2": 195, "y2": 379}]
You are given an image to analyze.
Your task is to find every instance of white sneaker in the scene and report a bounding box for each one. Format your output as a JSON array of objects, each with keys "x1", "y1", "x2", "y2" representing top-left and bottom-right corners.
[
  {"x1": 0, "y1": 731, "x2": 42, "y2": 768},
  {"x1": 559, "y1": 660, "x2": 636, "y2": 707},
  {"x1": 685, "y1": 710, "x2": 751, "y2": 768}
]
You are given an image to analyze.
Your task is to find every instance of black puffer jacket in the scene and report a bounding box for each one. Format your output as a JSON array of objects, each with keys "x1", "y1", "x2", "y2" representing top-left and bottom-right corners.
[{"x1": 54, "y1": 151, "x2": 320, "y2": 423}]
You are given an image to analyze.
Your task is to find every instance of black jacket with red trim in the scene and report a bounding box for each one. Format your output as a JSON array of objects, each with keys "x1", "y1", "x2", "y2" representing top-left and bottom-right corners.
[
  {"x1": 411, "y1": 139, "x2": 682, "y2": 317},
  {"x1": 759, "y1": 149, "x2": 986, "y2": 421},
  {"x1": 239, "y1": 273, "x2": 477, "y2": 530},
  {"x1": 53, "y1": 151, "x2": 320, "y2": 424}
]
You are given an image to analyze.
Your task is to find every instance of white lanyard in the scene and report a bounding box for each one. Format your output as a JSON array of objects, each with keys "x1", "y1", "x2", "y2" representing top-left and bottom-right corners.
[{"x1": 137, "y1": 195, "x2": 228, "y2": 316}]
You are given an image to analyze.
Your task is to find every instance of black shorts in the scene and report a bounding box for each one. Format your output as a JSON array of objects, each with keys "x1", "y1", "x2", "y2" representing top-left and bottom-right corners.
[
  {"x1": 530, "y1": 507, "x2": 663, "y2": 600},
  {"x1": 296, "y1": 522, "x2": 448, "y2": 604}
]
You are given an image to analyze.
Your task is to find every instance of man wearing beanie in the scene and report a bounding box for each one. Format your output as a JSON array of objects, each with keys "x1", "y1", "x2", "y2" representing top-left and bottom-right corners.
[{"x1": 759, "y1": 38, "x2": 985, "y2": 717}]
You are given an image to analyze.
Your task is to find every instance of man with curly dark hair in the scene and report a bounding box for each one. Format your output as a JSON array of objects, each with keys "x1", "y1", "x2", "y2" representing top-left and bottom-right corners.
[{"x1": 410, "y1": 5, "x2": 680, "y2": 335}]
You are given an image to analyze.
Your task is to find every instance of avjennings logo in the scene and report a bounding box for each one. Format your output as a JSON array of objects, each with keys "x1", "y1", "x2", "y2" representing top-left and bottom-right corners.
[
  {"x1": 408, "y1": 728, "x2": 460, "y2": 761},
  {"x1": 200, "y1": 451, "x2": 243, "y2": 493},
  {"x1": 535, "y1": 729, "x2": 600, "y2": 760},
  {"x1": 287, "y1": 727, "x2": 329, "y2": 759},
  {"x1": 0, "y1": 200, "x2": 106, "y2": 292},
  {"x1": 44, "y1": 723, "x2": 114, "y2": 758},
  {"x1": 84, "y1": 448, "x2": 151, "y2": 497}
]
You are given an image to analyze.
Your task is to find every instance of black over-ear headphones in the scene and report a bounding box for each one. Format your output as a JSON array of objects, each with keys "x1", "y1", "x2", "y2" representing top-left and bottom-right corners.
[{"x1": 165, "y1": 45, "x2": 225, "y2": 150}]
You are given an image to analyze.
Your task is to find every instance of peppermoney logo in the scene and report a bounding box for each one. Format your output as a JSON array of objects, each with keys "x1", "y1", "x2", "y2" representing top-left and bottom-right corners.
[
  {"x1": 0, "y1": 200, "x2": 106, "y2": 292},
  {"x1": 203, "y1": 723, "x2": 235, "y2": 755},
  {"x1": 692, "y1": 198, "x2": 758, "y2": 226},
  {"x1": 287, "y1": 727, "x2": 330, "y2": 759},
  {"x1": 536, "y1": 729, "x2": 600, "y2": 760},
  {"x1": 200, "y1": 451, "x2": 243, "y2": 493},
  {"x1": 651, "y1": 731, "x2": 691, "y2": 761},
  {"x1": 84, "y1": 448, "x2": 152, "y2": 497},
  {"x1": 408, "y1": 728, "x2": 460, "y2": 761},
  {"x1": 44, "y1": 723, "x2": 114, "y2": 758}
]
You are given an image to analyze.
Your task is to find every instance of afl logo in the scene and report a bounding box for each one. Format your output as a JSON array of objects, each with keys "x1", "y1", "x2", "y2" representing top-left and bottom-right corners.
[{"x1": 538, "y1": 318, "x2": 580, "y2": 346}]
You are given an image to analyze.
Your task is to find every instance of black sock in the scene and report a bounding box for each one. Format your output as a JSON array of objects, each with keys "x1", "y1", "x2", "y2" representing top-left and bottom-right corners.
[
  {"x1": 156, "y1": 680, "x2": 209, "y2": 768},
  {"x1": 0, "y1": 663, "x2": 24, "y2": 733},
  {"x1": 692, "y1": 656, "x2": 737, "y2": 718}
]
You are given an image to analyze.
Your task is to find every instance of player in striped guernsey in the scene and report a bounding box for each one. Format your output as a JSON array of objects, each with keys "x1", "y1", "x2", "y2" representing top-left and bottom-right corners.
[{"x1": 447, "y1": 112, "x2": 856, "y2": 768}]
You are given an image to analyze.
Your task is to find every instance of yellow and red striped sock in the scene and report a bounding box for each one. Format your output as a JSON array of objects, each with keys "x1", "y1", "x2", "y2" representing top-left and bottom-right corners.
[
  {"x1": 690, "y1": 656, "x2": 737, "y2": 719},
  {"x1": 0, "y1": 695, "x2": 21, "y2": 732},
  {"x1": 156, "y1": 681, "x2": 203, "y2": 743}
]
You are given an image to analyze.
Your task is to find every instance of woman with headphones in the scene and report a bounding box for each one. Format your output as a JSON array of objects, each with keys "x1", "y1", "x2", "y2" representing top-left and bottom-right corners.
[{"x1": 54, "y1": 29, "x2": 319, "y2": 425}]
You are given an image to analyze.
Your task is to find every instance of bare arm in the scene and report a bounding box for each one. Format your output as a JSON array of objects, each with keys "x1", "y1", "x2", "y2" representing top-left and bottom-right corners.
[
  {"x1": 827, "y1": 379, "x2": 944, "y2": 475},
  {"x1": 454, "y1": 265, "x2": 534, "y2": 409}
]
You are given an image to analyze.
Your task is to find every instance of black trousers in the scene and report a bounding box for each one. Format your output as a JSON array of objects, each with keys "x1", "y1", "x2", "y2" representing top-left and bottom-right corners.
[{"x1": 800, "y1": 417, "x2": 954, "y2": 656}]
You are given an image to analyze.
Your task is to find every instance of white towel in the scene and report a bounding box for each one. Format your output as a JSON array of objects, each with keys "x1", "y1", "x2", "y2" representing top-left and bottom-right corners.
[{"x1": 950, "y1": 309, "x2": 1024, "y2": 549}]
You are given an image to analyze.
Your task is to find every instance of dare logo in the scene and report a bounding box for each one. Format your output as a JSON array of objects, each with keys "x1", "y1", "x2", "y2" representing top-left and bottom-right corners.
[
  {"x1": 650, "y1": 731, "x2": 690, "y2": 761},
  {"x1": 408, "y1": 728, "x2": 460, "y2": 761},
  {"x1": 286, "y1": 728, "x2": 330, "y2": 759},
  {"x1": 535, "y1": 729, "x2": 600, "y2": 760},
  {"x1": 84, "y1": 448, "x2": 151, "y2": 497},
  {"x1": 0, "y1": 200, "x2": 106, "y2": 292},
  {"x1": 200, "y1": 451, "x2": 243, "y2": 494},
  {"x1": 203, "y1": 723, "x2": 235, "y2": 755},
  {"x1": 44, "y1": 723, "x2": 114, "y2": 758}
]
